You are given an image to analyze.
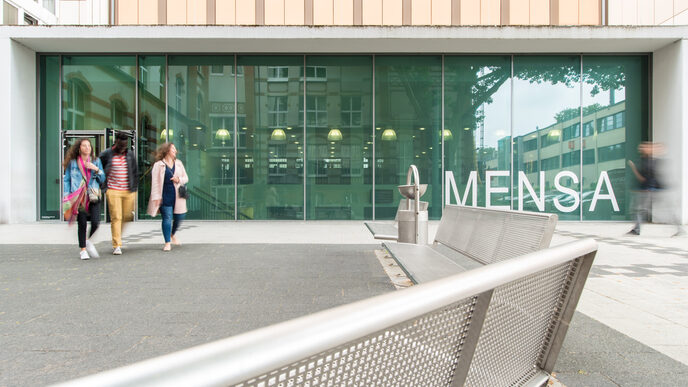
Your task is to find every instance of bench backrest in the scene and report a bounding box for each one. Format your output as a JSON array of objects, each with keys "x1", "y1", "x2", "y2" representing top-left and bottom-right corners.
[
  {"x1": 434, "y1": 205, "x2": 558, "y2": 264},
  {"x1": 393, "y1": 199, "x2": 429, "y2": 221},
  {"x1": 54, "y1": 239, "x2": 598, "y2": 387}
]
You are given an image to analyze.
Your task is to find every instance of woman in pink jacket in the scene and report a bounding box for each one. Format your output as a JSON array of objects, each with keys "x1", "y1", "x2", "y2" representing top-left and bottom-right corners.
[{"x1": 147, "y1": 143, "x2": 189, "y2": 251}]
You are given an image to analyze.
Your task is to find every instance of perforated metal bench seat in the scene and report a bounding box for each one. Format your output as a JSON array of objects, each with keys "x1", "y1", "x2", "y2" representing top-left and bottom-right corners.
[{"x1": 382, "y1": 241, "x2": 483, "y2": 283}]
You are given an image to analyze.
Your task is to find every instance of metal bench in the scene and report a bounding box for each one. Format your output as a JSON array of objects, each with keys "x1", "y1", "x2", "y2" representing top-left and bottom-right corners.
[
  {"x1": 54, "y1": 239, "x2": 597, "y2": 387},
  {"x1": 383, "y1": 204, "x2": 558, "y2": 284},
  {"x1": 364, "y1": 199, "x2": 428, "y2": 241}
]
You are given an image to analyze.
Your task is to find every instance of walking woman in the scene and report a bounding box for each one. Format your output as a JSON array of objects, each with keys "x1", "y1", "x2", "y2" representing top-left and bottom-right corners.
[
  {"x1": 147, "y1": 143, "x2": 188, "y2": 251},
  {"x1": 63, "y1": 138, "x2": 105, "y2": 260}
]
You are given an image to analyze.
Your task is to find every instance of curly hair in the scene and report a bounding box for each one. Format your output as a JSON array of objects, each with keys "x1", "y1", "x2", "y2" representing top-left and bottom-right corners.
[
  {"x1": 155, "y1": 142, "x2": 175, "y2": 162},
  {"x1": 63, "y1": 138, "x2": 94, "y2": 170}
]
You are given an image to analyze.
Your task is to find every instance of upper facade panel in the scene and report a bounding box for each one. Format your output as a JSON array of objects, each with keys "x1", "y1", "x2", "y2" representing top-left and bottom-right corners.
[
  {"x1": 107, "y1": 0, "x2": 605, "y2": 26},
  {"x1": 10, "y1": 0, "x2": 688, "y2": 27}
]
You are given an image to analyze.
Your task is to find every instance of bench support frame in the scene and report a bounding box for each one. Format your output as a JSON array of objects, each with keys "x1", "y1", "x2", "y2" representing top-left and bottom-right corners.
[
  {"x1": 540, "y1": 250, "x2": 597, "y2": 373},
  {"x1": 451, "y1": 290, "x2": 494, "y2": 387}
]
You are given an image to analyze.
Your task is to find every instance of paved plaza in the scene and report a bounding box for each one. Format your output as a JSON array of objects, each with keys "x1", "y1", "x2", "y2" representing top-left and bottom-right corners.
[{"x1": 0, "y1": 221, "x2": 687, "y2": 386}]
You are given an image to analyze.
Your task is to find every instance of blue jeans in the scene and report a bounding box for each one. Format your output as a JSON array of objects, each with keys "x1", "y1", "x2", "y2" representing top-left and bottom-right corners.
[{"x1": 161, "y1": 206, "x2": 185, "y2": 243}]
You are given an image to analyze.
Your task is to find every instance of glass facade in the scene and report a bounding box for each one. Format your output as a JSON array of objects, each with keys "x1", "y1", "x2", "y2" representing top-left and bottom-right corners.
[
  {"x1": 61, "y1": 56, "x2": 136, "y2": 132},
  {"x1": 237, "y1": 56, "x2": 303, "y2": 220},
  {"x1": 305, "y1": 56, "x2": 373, "y2": 219},
  {"x1": 138, "y1": 55, "x2": 166, "y2": 219},
  {"x1": 38, "y1": 56, "x2": 60, "y2": 219},
  {"x1": 375, "y1": 56, "x2": 442, "y2": 220},
  {"x1": 168, "y1": 55, "x2": 236, "y2": 220},
  {"x1": 444, "y1": 55, "x2": 511, "y2": 210},
  {"x1": 582, "y1": 56, "x2": 648, "y2": 220},
  {"x1": 38, "y1": 54, "x2": 650, "y2": 221},
  {"x1": 513, "y1": 55, "x2": 581, "y2": 221}
]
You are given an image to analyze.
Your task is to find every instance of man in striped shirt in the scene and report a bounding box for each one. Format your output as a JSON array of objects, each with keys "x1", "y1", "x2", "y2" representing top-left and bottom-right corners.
[{"x1": 99, "y1": 132, "x2": 139, "y2": 255}]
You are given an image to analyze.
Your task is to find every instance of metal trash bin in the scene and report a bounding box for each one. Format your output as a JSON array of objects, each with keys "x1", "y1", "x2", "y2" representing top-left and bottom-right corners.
[
  {"x1": 397, "y1": 209, "x2": 428, "y2": 244},
  {"x1": 397, "y1": 165, "x2": 429, "y2": 245}
]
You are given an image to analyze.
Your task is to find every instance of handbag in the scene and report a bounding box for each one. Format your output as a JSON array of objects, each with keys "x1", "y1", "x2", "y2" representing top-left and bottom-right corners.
[
  {"x1": 78, "y1": 157, "x2": 101, "y2": 203},
  {"x1": 178, "y1": 184, "x2": 189, "y2": 199},
  {"x1": 88, "y1": 185, "x2": 102, "y2": 203}
]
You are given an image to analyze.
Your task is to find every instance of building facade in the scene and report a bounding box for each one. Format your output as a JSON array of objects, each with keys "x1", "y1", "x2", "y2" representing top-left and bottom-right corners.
[
  {"x1": 1, "y1": 0, "x2": 687, "y2": 224},
  {"x1": 1, "y1": 0, "x2": 57, "y2": 25}
]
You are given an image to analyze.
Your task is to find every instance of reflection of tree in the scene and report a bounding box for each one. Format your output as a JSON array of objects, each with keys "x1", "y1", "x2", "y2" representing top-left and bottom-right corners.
[
  {"x1": 583, "y1": 64, "x2": 626, "y2": 96},
  {"x1": 554, "y1": 103, "x2": 602, "y2": 123},
  {"x1": 445, "y1": 60, "x2": 629, "y2": 183}
]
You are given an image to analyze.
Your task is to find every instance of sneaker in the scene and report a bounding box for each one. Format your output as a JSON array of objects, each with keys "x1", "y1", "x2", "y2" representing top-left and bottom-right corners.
[
  {"x1": 85, "y1": 240, "x2": 99, "y2": 258},
  {"x1": 80, "y1": 250, "x2": 90, "y2": 260},
  {"x1": 626, "y1": 229, "x2": 640, "y2": 236},
  {"x1": 113, "y1": 246, "x2": 122, "y2": 255}
]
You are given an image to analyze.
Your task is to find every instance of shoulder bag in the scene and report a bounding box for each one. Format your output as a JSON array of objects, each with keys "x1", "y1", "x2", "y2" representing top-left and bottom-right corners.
[{"x1": 178, "y1": 184, "x2": 189, "y2": 199}]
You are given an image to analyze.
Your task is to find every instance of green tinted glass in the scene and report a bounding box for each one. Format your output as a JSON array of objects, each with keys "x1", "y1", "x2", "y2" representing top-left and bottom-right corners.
[
  {"x1": 236, "y1": 56, "x2": 304, "y2": 220},
  {"x1": 305, "y1": 56, "x2": 373, "y2": 219},
  {"x1": 138, "y1": 56, "x2": 166, "y2": 219},
  {"x1": 444, "y1": 55, "x2": 511, "y2": 209},
  {"x1": 61, "y1": 56, "x2": 136, "y2": 131},
  {"x1": 167, "y1": 55, "x2": 235, "y2": 220},
  {"x1": 39, "y1": 56, "x2": 61, "y2": 220},
  {"x1": 375, "y1": 56, "x2": 442, "y2": 220},
  {"x1": 582, "y1": 56, "x2": 648, "y2": 220},
  {"x1": 513, "y1": 56, "x2": 581, "y2": 220}
]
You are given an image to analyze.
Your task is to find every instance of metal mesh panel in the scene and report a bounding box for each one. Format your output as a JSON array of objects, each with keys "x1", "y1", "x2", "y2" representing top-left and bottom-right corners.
[
  {"x1": 232, "y1": 297, "x2": 478, "y2": 387},
  {"x1": 464, "y1": 260, "x2": 576, "y2": 387},
  {"x1": 435, "y1": 207, "x2": 554, "y2": 266},
  {"x1": 434, "y1": 206, "x2": 475, "y2": 252},
  {"x1": 465, "y1": 212, "x2": 506, "y2": 262},
  {"x1": 491, "y1": 215, "x2": 549, "y2": 263}
]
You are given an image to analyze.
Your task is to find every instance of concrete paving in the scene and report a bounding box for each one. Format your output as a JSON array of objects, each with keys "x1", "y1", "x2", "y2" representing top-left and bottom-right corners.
[
  {"x1": 0, "y1": 220, "x2": 687, "y2": 386},
  {"x1": 0, "y1": 243, "x2": 393, "y2": 386}
]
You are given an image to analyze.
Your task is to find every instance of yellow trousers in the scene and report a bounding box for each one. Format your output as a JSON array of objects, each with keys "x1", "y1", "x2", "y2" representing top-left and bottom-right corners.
[{"x1": 106, "y1": 190, "x2": 135, "y2": 248}]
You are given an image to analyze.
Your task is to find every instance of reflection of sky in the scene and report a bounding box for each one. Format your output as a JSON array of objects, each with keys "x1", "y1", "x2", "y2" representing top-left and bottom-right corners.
[
  {"x1": 481, "y1": 81, "x2": 510, "y2": 148},
  {"x1": 478, "y1": 78, "x2": 626, "y2": 148},
  {"x1": 513, "y1": 79, "x2": 579, "y2": 136}
]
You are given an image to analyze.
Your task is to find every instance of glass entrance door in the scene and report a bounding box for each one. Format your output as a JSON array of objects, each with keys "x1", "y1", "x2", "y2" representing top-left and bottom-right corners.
[{"x1": 60, "y1": 130, "x2": 107, "y2": 221}]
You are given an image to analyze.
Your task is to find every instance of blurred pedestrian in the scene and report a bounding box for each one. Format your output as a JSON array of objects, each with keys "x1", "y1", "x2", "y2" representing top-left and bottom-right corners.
[
  {"x1": 99, "y1": 132, "x2": 138, "y2": 255},
  {"x1": 62, "y1": 138, "x2": 105, "y2": 260},
  {"x1": 627, "y1": 142, "x2": 683, "y2": 236},
  {"x1": 147, "y1": 143, "x2": 188, "y2": 251}
]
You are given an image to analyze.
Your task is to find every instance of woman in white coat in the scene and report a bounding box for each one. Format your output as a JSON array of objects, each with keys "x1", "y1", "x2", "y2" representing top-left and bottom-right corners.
[{"x1": 147, "y1": 143, "x2": 189, "y2": 251}]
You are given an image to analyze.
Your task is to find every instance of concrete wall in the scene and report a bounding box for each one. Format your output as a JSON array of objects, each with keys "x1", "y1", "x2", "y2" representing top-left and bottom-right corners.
[
  {"x1": 0, "y1": 38, "x2": 37, "y2": 223},
  {"x1": 0, "y1": 39, "x2": 9, "y2": 223},
  {"x1": 652, "y1": 39, "x2": 688, "y2": 224},
  {"x1": 113, "y1": 0, "x2": 602, "y2": 26}
]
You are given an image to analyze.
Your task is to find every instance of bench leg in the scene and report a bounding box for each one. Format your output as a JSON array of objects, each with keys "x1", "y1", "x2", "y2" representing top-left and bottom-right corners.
[
  {"x1": 539, "y1": 250, "x2": 597, "y2": 373},
  {"x1": 450, "y1": 290, "x2": 494, "y2": 387}
]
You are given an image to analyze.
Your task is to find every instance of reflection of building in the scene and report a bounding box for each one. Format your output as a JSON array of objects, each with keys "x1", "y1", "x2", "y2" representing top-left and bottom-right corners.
[
  {"x1": 511, "y1": 102, "x2": 627, "y2": 189},
  {"x1": 2, "y1": 2, "x2": 688, "y2": 224}
]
